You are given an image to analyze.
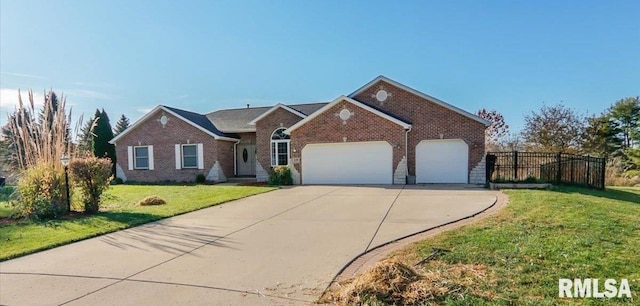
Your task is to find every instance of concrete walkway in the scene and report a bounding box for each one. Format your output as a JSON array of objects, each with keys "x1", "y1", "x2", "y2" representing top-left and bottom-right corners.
[{"x1": 0, "y1": 185, "x2": 497, "y2": 305}]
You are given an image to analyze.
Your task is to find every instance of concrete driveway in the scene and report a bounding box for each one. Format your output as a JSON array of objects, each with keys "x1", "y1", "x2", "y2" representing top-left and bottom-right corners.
[{"x1": 0, "y1": 185, "x2": 497, "y2": 305}]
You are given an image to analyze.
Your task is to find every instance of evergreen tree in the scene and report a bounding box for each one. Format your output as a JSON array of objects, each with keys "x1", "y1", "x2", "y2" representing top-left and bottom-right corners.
[
  {"x1": 38, "y1": 90, "x2": 59, "y2": 128},
  {"x1": 1, "y1": 108, "x2": 32, "y2": 168},
  {"x1": 113, "y1": 114, "x2": 131, "y2": 136},
  {"x1": 608, "y1": 97, "x2": 640, "y2": 149},
  {"x1": 582, "y1": 114, "x2": 622, "y2": 159},
  {"x1": 92, "y1": 109, "x2": 117, "y2": 173},
  {"x1": 77, "y1": 115, "x2": 98, "y2": 154}
]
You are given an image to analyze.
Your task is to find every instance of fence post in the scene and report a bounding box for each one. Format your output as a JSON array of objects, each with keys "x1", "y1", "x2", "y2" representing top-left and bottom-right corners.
[
  {"x1": 601, "y1": 158, "x2": 606, "y2": 189},
  {"x1": 570, "y1": 157, "x2": 574, "y2": 184},
  {"x1": 556, "y1": 152, "x2": 562, "y2": 184},
  {"x1": 513, "y1": 151, "x2": 518, "y2": 181},
  {"x1": 586, "y1": 156, "x2": 591, "y2": 188}
]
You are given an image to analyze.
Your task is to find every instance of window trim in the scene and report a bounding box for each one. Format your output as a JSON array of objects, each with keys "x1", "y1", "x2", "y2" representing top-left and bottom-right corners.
[
  {"x1": 181, "y1": 144, "x2": 198, "y2": 169},
  {"x1": 270, "y1": 128, "x2": 290, "y2": 167},
  {"x1": 133, "y1": 145, "x2": 150, "y2": 170}
]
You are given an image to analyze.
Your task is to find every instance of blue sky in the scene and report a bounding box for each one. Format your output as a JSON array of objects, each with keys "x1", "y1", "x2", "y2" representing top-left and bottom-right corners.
[{"x1": 1, "y1": 0, "x2": 638, "y2": 134}]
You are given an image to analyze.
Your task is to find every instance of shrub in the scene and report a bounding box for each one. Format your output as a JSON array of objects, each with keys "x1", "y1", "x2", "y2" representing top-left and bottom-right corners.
[
  {"x1": 605, "y1": 162, "x2": 640, "y2": 186},
  {"x1": 0, "y1": 185, "x2": 17, "y2": 202},
  {"x1": 137, "y1": 196, "x2": 167, "y2": 206},
  {"x1": 69, "y1": 155, "x2": 113, "y2": 214},
  {"x1": 195, "y1": 174, "x2": 206, "y2": 184},
  {"x1": 112, "y1": 177, "x2": 124, "y2": 185},
  {"x1": 268, "y1": 166, "x2": 293, "y2": 186},
  {"x1": 13, "y1": 164, "x2": 68, "y2": 219}
]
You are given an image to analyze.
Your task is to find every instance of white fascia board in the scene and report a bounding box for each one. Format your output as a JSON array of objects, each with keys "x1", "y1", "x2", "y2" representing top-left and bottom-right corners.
[
  {"x1": 218, "y1": 128, "x2": 257, "y2": 133},
  {"x1": 285, "y1": 96, "x2": 411, "y2": 134},
  {"x1": 247, "y1": 103, "x2": 307, "y2": 125},
  {"x1": 348, "y1": 75, "x2": 491, "y2": 126}
]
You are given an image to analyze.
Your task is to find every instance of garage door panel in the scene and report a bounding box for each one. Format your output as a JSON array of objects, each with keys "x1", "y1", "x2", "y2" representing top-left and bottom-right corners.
[
  {"x1": 302, "y1": 142, "x2": 392, "y2": 184},
  {"x1": 416, "y1": 139, "x2": 468, "y2": 183}
]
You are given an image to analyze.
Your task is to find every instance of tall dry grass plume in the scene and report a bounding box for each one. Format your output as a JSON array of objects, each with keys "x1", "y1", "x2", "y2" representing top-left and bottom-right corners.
[{"x1": 6, "y1": 89, "x2": 81, "y2": 170}]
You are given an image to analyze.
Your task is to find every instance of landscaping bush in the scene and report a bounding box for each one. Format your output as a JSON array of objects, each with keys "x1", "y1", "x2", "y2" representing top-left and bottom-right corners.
[
  {"x1": 69, "y1": 155, "x2": 113, "y2": 213},
  {"x1": 112, "y1": 177, "x2": 124, "y2": 185},
  {"x1": 137, "y1": 196, "x2": 167, "y2": 206},
  {"x1": 268, "y1": 166, "x2": 293, "y2": 186},
  {"x1": 195, "y1": 173, "x2": 206, "y2": 184},
  {"x1": 605, "y1": 162, "x2": 640, "y2": 186},
  {"x1": 0, "y1": 185, "x2": 17, "y2": 202},
  {"x1": 13, "y1": 164, "x2": 68, "y2": 219}
]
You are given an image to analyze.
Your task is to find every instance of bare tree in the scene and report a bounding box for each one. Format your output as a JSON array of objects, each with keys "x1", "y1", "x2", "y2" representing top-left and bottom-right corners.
[
  {"x1": 521, "y1": 103, "x2": 585, "y2": 153},
  {"x1": 477, "y1": 108, "x2": 509, "y2": 151}
]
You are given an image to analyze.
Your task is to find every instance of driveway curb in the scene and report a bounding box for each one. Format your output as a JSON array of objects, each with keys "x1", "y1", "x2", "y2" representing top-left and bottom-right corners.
[{"x1": 320, "y1": 190, "x2": 509, "y2": 299}]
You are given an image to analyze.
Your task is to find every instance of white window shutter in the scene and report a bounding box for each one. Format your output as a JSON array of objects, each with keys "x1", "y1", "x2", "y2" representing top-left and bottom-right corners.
[
  {"x1": 127, "y1": 146, "x2": 133, "y2": 170},
  {"x1": 148, "y1": 145, "x2": 154, "y2": 170},
  {"x1": 175, "y1": 144, "x2": 181, "y2": 169},
  {"x1": 197, "y1": 143, "x2": 204, "y2": 169}
]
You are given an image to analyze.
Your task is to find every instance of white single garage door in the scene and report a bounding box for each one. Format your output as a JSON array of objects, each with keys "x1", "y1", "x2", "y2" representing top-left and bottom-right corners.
[
  {"x1": 416, "y1": 139, "x2": 468, "y2": 183},
  {"x1": 302, "y1": 141, "x2": 393, "y2": 184}
]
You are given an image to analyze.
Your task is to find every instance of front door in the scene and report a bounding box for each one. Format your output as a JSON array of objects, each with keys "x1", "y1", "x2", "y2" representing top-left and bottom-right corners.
[{"x1": 236, "y1": 144, "x2": 256, "y2": 176}]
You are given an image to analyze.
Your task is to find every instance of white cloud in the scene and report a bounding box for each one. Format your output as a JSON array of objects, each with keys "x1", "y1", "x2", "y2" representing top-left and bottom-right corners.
[
  {"x1": 0, "y1": 71, "x2": 47, "y2": 80},
  {"x1": 63, "y1": 89, "x2": 111, "y2": 100},
  {"x1": 69, "y1": 81, "x2": 114, "y2": 88},
  {"x1": 0, "y1": 89, "x2": 47, "y2": 125},
  {"x1": 136, "y1": 107, "x2": 153, "y2": 114},
  {"x1": 0, "y1": 88, "x2": 45, "y2": 109}
]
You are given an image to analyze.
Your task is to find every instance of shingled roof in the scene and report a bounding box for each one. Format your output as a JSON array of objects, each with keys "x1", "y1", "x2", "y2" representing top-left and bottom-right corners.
[
  {"x1": 111, "y1": 102, "x2": 331, "y2": 144},
  {"x1": 206, "y1": 106, "x2": 271, "y2": 133},
  {"x1": 162, "y1": 105, "x2": 237, "y2": 138},
  {"x1": 207, "y1": 102, "x2": 327, "y2": 133}
]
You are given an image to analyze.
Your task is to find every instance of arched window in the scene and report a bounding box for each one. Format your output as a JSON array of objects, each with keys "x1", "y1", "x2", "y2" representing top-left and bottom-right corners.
[{"x1": 271, "y1": 128, "x2": 290, "y2": 166}]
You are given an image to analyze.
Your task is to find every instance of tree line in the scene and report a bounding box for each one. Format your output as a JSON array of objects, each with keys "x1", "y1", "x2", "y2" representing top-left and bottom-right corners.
[
  {"x1": 1, "y1": 90, "x2": 131, "y2": 175},
  {"x1": 478, "y1": 96, "x2": 640, "y2": 178}
]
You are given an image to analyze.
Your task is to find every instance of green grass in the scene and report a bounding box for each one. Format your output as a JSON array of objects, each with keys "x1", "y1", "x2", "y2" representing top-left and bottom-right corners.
[
  {"x1": 398, "y1": 186, "x2": 640, "y2": 305},
  {"x1": 0, "y1": 184, "x2": 275, "y2": 261},
  {"x1": 0, "y1": 186, "x2": 16, "y2": 218}
]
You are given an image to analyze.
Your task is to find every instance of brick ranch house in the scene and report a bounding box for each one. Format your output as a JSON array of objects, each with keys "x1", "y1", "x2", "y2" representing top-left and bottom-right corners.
[{"x1": 110, "y1": 76, "x2": 490, "y2": 185}]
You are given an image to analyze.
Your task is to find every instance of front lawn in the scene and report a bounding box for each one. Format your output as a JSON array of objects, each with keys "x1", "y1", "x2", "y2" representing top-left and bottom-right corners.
[
  {"x1": 0, "y1": 185, "x2": 275, "y2": 261},
  {"x1": 334, "y1": 187, "x2": 640, "y2": 305}
]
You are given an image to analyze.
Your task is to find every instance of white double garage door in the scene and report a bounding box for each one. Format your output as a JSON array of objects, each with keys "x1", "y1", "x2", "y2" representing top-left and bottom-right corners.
[{"x1": 301, "y1": 140, "x2": 468, "y2": 184}]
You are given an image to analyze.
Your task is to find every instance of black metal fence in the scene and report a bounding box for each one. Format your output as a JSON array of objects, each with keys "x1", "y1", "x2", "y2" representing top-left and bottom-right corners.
[{"x1": 486, "y1": 151, "x2": 605, "y2": 189}]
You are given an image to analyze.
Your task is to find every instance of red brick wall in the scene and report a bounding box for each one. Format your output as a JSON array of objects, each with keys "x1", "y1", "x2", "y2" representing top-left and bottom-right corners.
[
  {"x1": 352, "y1": 80, "x2": 486, "y2": 177},
  {"x1": 255, "y1": 108, "x2": 304, "y2": 171},
  {"x1": 216, "y1": 140, "x2": 234, "y2": 178},
  {"x1": 114, "y1": 110, "x2": 226, "y2": 182},
  {"x1": 289, "y1": 100, "x2": 406, "y2": 178}
]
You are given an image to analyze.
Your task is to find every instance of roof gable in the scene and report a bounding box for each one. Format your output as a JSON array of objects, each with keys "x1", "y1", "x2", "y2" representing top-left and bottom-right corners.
[
  {"x1": 109, "y1": 105, "x2": 239, "y2": 144},
  {"x1": 248, "y1": 103, "x2": 307, "y2": 125},
  {"x1": 285, "y1": 96, "x2": 411, "y2": 134},
  {"x1": 349, "y1": 76, "x2": 490, "y2": 126}
]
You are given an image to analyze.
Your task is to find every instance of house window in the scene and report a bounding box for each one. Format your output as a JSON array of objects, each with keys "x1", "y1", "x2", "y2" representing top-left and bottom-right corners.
[
  {"x1": 182, "y1": 144, "x2": 198, "y2": 168},
  {"x1": 271, "y1": 128, "x2": 290, "y2": 166},
  {"x1": 134, "y1": 146, "x2": 149, "y2": 169}
]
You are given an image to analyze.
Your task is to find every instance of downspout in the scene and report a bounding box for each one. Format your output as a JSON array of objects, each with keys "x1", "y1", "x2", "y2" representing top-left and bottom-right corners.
[
  {"x1": 233, "y1": 140, "x2": 241, "y2": 176},
  {"x1": 405, "y1": 127, "x2": 411, "y2": 177}
]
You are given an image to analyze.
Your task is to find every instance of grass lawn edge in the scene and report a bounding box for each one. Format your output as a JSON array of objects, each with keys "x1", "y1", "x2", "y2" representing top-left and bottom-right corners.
[{"x1": 0, "y1": 186, "x2": 277, "y2": 261}]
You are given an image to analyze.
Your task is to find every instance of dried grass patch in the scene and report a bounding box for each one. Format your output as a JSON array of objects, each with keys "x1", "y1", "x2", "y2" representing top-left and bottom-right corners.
[
  {"x1": 137, "y1": 196, "x2": 167, "y2": 206},
  {"x1": 323, "y1": 259, "x2": 495, "y2": 305}
]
